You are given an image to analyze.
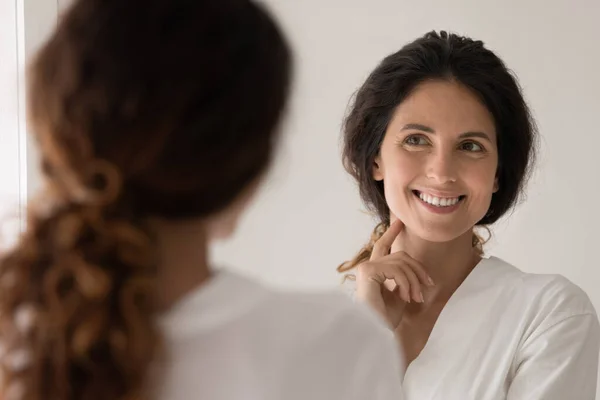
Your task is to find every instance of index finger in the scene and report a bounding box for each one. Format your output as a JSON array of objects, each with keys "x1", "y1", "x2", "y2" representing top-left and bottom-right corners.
[{"x1": 371, "y1": 219, "x2": 405, "y2": 260}]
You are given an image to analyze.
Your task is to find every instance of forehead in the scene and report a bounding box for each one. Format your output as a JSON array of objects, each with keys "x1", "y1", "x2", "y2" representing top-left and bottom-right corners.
[{"x1": 389, "y1": 80, "x2": 497, "y2": 140}]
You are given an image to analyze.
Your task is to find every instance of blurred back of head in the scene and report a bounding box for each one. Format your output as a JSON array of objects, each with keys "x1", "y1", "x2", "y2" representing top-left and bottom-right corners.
[{"x1": 0, "y1": 0, "x2": 291, "y2": 399}]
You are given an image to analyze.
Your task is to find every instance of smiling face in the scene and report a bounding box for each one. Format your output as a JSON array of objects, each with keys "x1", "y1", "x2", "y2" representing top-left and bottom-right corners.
[{"x1": 373, "y1": 80, "x2": 499, "y2": 242}]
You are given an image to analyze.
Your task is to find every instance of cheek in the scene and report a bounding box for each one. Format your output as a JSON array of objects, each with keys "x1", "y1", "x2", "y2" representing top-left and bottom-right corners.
[
  {"x1": 475, "y1": 169, "x2": 497, "y2": 191},
  {"x1": 467, "y1": 162, "x2": 498, "y2": 209},
  {"x1": 380, "y1": 154, "x2": 420, "y2": 213},
  {"x1": 381, "y1": 150, "x2": 420, "y2": 184}
]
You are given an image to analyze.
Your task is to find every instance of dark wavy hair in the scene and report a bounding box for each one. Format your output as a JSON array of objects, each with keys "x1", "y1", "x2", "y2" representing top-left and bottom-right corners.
[
  {"x1": 339, "y1": 30, "x2": 537, "y2": 273},
  {"x1": 0, "y1": 0, "x2": 291, "y2": 399}
]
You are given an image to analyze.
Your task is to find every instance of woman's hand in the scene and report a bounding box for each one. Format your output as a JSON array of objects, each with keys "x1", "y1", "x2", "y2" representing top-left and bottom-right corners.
[{"x1": 355, "y1": 219, "x2": 434, "y2": 329}]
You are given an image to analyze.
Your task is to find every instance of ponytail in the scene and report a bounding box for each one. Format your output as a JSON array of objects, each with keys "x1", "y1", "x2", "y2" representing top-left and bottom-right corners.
[
  {"x1": 337, "y1": 223, "x2": 489, "y2": 281},
  {"x1": 0, "y1": 160, "x2": 160, "y2": 400}
]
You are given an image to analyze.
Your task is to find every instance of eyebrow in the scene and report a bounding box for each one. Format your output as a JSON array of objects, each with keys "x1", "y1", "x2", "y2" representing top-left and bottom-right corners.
[{"x1": 401, "y1": 123, "x2": 492, "y2": 141}]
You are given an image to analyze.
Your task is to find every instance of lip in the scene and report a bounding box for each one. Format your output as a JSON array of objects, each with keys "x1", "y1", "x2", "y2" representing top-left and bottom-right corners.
[{"x1": 412, "y1": 190, "x2": 465, "y2": 214}]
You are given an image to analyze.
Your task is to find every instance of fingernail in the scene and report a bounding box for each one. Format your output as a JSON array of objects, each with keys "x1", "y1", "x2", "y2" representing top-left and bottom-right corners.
[{"x1": 428, "y1": 276, "x2": 435, "y2": 286}]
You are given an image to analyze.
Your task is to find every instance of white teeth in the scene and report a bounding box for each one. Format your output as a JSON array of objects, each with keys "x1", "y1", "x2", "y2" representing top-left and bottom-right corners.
[{"x1": 418, "y1": 192, "x2": 460, "y2": 207}]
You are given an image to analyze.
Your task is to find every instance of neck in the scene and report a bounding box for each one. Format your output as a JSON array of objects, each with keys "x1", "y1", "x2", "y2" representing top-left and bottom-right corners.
[
  {"x1": 390, "y1": 228, "x2": 480, "y2": 294},
  {"x1": 151, "y1": 219, "x2": 212, "y2": 311}
]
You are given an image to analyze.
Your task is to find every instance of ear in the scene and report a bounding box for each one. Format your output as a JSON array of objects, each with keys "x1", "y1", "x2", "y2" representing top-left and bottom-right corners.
[
  {"x1": 372, "y1": 155, "x2": 384, "y2": 181},
  {"x1": 493, "y1": 177, "x2": 499, "y2": 193}
]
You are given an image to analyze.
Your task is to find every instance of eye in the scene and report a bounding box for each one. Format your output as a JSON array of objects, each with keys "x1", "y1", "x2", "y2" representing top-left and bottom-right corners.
[
  {"x1": 403, "y1": 135, "x2": 429, "y2": 146},
  {"x1": 459, "y1": 141, "x2": 484, "y2": 152}
]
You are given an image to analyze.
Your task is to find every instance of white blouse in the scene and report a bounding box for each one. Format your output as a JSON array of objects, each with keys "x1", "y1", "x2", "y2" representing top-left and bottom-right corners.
[{"x1": 402, "y1": 256, "x2": 599, "y2": 399}]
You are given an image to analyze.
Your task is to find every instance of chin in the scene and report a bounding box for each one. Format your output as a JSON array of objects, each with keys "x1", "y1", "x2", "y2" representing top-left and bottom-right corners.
[
  {"x1": 403, "y1": 209, "x2": 484, "y2": 242},
  {"x1": 395, "y1": 210, "x2": 477, "y2": 244},
  {"x1": 410, "y1": 224, "x2": 470, "y2": 243}
]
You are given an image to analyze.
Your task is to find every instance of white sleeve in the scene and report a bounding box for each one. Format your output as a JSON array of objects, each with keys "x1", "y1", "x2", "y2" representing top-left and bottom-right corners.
[{"x1": 507, "y1": 312, "x2": 600, "y2": 400}]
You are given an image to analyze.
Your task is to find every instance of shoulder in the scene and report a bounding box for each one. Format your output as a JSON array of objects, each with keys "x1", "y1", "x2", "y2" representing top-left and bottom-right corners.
[
  {"x1": 226, "y1": 277, "x2": 403, "y2": 398},
  {"x1": 160, "y1": 270, "x2": 403, "y2": 399},
  {"x1": 266, "y1": 290, "x2": 404, "y2": 398},
  {"x1": 484, "y1": 256, "x2": 594, "y2": 311},
  {"x1": 211, "y1": 269, "x2": 394, "y2": 346},
  {"x1": 482, "y1": 256, "x2": 598, "y2": 329}
]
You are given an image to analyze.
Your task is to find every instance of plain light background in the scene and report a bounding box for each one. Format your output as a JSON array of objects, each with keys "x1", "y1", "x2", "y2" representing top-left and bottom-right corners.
[
  {"x1": 0, "y1": 0, "x2": 26, "y2": 248},
  {"x1": 6, "y1": 0, "x2": 600, "y2": 395}
]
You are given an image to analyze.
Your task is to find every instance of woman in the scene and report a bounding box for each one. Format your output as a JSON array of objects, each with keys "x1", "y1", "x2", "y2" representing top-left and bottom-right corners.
[
  {"x1": 339, "y1": 31, "x2": 599, "y2": 399},
  {"x1": 0, "y1": 1, "x2": 405, "y2": 399}
]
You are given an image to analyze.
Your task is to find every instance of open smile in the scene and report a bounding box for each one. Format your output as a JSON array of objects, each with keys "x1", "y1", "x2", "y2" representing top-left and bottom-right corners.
[{"x1": 412, "y1": 190, "x2": 466, "y2": 213}]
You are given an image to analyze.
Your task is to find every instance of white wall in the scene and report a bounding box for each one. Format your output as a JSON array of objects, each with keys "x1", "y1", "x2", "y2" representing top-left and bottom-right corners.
[
  {"x1": 23, "y1": 0, "x2": 59, "y2": 198},
  {"x1": 20, "y1": 0, "x2": 600, "y2": 393},
  {"x1": 0, "y1": 0, "x2": 26, "y2": 247},
  {"x1": 1, "y1": 0, "x2": 57, "y2": 219}
]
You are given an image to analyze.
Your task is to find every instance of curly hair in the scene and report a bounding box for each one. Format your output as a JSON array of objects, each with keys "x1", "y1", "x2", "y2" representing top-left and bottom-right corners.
[
  {"x1": 338, "y1": 31, "x2": 537, "y2": 274},
  {"x1": 0, "y1": 0, "x2": 291, "y2": 399}
]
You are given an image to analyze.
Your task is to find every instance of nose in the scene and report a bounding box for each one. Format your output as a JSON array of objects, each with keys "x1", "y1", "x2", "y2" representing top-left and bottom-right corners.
[{"x1": 426, "y1": 150, "x2": 457, "y2": 184}]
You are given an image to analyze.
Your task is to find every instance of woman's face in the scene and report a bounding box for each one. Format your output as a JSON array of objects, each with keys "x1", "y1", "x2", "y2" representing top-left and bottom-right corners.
[{"x1": 373, "y1": 80, "x2": 499, "y2": 242}]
